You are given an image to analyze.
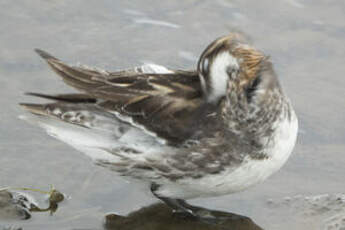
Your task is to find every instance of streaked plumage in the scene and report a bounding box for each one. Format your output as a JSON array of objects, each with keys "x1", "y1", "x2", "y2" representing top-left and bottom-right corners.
[{"x1": 20, "y1": 34, "x2": 298, "y2": 216}]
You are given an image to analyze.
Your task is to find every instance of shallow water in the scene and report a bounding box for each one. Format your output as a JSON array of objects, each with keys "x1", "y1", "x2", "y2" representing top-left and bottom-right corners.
[{"x1": 0, "y1": 0, "x2": 344, "y2": 229}]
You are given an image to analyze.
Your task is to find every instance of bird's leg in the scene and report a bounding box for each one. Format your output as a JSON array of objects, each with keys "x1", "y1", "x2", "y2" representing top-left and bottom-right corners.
[{"x1": 150, "y1": 183, "x2": 201, "y2": 219}]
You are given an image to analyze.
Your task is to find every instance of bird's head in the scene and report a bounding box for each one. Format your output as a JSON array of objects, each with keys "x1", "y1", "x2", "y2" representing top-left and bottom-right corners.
[
  {"x1": 198, "y1": 34, "x2": 287, "y2": 137},
  {"x1": 197, "y1": 33, "x2": 279, "y2": 105}
]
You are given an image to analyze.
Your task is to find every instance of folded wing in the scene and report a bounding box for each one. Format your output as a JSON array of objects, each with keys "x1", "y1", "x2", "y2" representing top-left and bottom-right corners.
[{"x1": 23, "y1": 50, "x2": 206, "y2": 145}]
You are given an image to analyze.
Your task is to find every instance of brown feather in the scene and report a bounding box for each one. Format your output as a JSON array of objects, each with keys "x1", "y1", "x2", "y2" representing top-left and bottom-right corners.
[
  {"x1": 232, "y1": 45, "x2": 265, "y2": 85},
  {"x1": 27, "y1": 49, "x2": 206, "y2": 144},
  {"x1": 25, "y1": 92, "x2": 97, "y2": 103}
]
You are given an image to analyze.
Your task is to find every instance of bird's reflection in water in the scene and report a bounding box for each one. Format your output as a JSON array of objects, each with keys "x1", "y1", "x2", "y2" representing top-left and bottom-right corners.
[{"x1": 104, "y1": 203, "x2": 263, "y2": 230}]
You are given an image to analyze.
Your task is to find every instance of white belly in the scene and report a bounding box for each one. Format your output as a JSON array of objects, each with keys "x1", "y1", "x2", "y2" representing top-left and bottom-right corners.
[{"x1": 158, "y1": 111, "x2": 298, "y2": 199}]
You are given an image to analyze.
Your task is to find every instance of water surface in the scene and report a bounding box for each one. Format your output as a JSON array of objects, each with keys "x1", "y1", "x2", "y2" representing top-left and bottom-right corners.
[{"x1": 0, "y1": 0, "x2": 344, "y2": 229}]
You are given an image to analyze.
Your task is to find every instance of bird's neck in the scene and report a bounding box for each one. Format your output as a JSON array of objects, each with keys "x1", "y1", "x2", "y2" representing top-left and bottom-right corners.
[{"x1": 220, "y1": 87, "x2": 289, "y2": 150}]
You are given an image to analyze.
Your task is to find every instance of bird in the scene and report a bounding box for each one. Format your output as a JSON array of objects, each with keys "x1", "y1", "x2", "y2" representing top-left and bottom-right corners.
[{"x1": 20, "y1": 33, "x2": 298, "y2": 218}]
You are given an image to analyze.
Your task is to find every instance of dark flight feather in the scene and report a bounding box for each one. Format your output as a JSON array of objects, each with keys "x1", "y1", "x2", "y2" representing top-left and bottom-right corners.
[{"x1": 23, "y1": 49, "x2": 209, "y2": 144}]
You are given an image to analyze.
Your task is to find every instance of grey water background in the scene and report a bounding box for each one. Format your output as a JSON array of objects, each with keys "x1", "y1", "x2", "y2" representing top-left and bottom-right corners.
[{"x1": 0, "y1": 0, "x2": 344, "y2": 229}]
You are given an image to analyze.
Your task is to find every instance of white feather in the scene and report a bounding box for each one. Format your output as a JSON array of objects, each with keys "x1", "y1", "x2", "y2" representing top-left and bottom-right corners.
[
  {"x1": 208, "y1": 52, "x2": 239, "y2": 102},
  {"x1": 110, "y1": 111, "x2": 167, "y2": 145},
  {"x1": 156, "y1": 109, "x2": 298, "y2": 199},
  {"x1": 18, "y1": 64, "x2": 174, "y2": 169},
  {"x1": 19, "y1": 113, "x2": 168, "y2": 163},
  {"x1": 139, "y1": 63, "x2": 173, "y2": 74}
]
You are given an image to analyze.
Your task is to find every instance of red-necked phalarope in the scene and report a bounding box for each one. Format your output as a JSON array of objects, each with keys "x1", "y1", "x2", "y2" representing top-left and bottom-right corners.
[{"x1": 20, "y1": 33, "x2": 298, "y2": 217}]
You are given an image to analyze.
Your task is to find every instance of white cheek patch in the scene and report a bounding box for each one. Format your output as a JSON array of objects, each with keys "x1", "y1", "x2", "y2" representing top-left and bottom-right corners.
[{"x1": 208, "y1": 52, "x2": 239, "y2": 102}]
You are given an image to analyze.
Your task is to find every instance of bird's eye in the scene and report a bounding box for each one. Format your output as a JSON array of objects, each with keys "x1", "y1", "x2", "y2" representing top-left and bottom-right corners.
[{"x1": 226, "y1": 66, "x2": 238, "y2": 80}]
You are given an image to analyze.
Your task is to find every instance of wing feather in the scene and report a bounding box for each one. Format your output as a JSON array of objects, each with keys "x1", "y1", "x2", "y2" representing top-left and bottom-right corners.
[
  {"x1": 25, "y1": 92, "x2": 97, "y2": 103},
  {"x1": 27, "y1": 49, "x2": 207, "y2": 144}
]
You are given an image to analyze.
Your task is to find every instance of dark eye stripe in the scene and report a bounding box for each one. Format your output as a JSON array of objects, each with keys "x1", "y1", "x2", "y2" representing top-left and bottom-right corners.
[{"x1": 246, "y1": 75, "x2": 261, "y2": 102}]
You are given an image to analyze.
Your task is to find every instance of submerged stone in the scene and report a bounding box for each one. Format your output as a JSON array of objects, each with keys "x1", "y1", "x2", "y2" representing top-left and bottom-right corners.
[{"x1": 104, "y1": 203, "x2": 263, "y2": 230}]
